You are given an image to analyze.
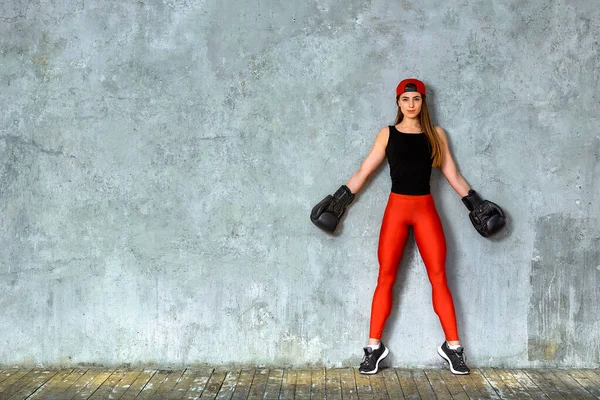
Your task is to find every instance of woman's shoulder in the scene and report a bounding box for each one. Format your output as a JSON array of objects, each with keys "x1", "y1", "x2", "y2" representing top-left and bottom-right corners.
[
  {"x1": 373, "y1": 126, "x2": 391, "y2": 147},
  {"x1": 378, "y1": 125, "x2": 391, "y2": 138},
  {"x1": 433, "y1": 125, "x2": 447, "y2": 137}
]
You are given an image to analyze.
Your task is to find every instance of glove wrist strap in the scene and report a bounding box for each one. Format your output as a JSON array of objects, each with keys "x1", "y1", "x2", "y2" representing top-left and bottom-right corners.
[
  {"x1": 461, "y1": 189, "x2": 483, "y2": 211},
  {"x1": 333, "y1": 185, "x2": 355, "y2": 207}
]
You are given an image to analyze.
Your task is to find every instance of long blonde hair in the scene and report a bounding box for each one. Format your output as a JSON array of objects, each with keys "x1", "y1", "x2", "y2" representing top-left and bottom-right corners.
[{"x1": 394, "y1": 95, "x2": 443, "y2": 168}]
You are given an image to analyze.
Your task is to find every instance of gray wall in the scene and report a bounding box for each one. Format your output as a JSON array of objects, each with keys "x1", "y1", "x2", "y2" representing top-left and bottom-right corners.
[{"x1": 1, "y1": 0, "x2": 599, "y2": 368}]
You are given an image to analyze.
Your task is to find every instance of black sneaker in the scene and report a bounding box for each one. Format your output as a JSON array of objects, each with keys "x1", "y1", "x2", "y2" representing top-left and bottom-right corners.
[
  {"x1": 437, "y1": 341, "x2": 470, "y2": 375},
  {"x1": 359, "y1": 342, "x2": 389, "y2": 374}
]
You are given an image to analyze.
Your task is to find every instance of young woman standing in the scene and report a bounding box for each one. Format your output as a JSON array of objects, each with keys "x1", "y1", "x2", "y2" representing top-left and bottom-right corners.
[{"x1": 311, "y1": 78, "x2": 506, "y2": 375}]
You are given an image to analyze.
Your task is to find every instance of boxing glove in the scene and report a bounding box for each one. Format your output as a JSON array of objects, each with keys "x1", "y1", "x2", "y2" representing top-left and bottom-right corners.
[
  {"x1": 461, "y1": 189, "x2": 506, "y2": 237},
  {"x1": 310, "y1": 185, "x2": 355, "y2": 233}
]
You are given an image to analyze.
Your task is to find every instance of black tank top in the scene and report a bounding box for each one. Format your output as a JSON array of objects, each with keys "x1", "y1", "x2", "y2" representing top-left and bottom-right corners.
[{"x1": 385, "y1": 125, "x2": 433, "y2": 195}]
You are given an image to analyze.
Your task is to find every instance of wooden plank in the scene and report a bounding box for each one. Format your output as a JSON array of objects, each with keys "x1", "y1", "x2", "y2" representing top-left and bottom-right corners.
[
  {"x1": 381, "y1": 368, "x2": 405, "y2": 399},
  {"x1": 118, "y1": 368, "x2": 157, "y2": 399},
  {"x1": 0, "y1": 369, "x2": 34, "y2": 397},
  {"x1": 353, "y1": 367, "x2": 374, "y2": 400},
  {"x1": 135, "y1": 370, "x2": 171, "y2": 399},
  {"x1": 262, "y1": 369, "x2": 283, "y2": 400},
  {"x1": 551, "y1": 370, "x2": 596, "y2": 400},
  {"x1": 61, "y1": 368, "x2": 106, "y2": 399},
  {"x1": 523, "y1": 369, "x2": 566, "y2": 400},
  {"x1": 173, "y1": 368, "x2": 213, "y2": 400},
  {"x1": 324, "y1": 368, "x2": 341, "y2": 400},
  {"x1": 494, "y1": 368, "x2": 534, "y2": 399},
  {"x1": 411, "y1": 370, "x2": 436, "y2": 400},
  {"x1": 0, "y1": 370, "x2": 20, "y2": 385},
  {"x1": 567, "y1": 369, "x2": 600, "y2": 399},
  {"x1": 479, "y1": 368, "x2": 520, "y2": 399},
  {"x1": 279, "y1": 369, "x2": 297, "y2": 400},
  {"x1": 199, "y1": 368, "x2": 228, "y2": 400},
  {"x1": 311, "y1": 368, "x2": 326, "y2": 400},
  {"x1": 586, "y1": 369, "x2": 600, "y2": 378},
  {"x1": 437, "y1": 369, "x2": 470, "y2": 400},
  {"x1": 6, "y1": 369, "x2": 58, "y2": 400},
  {"x1": 87, "y1": 369, "x2": 129, "y2": 399},
  {"x1": 96, "y1": 369, "x2": 142, "y2": 399},
  {"x1": 69, "y1": 369, "x2": 115, "y2": 399},
  {"x1": 470, "y1": 368, "x2": 502, "y2": 399},
  {"x1": 509, "y1": 369, "x2": 551, "y2": 400},
  {"x1": 230, "y1": 368, "x2": 255, "y2": 400},
  {"x1": 456, "y1": 371, "x2": 487, "y2": 400},
  {"x1": 423, "y1": 369, "x2": 452, "y2": 400},
  {"x1": 1, "y1": 369, "x2": 40, "y2": 399},
  {"x1": 214, "y1": 369, "x2": 241, "y2": 400},
  {"x1": 164, "y1": 368, "x2": 199, "y2": 399},
  {"x1": 27, "y1": 369, "x2": 75, "y2": 399},
  {"x1": 369, "y1": 369, "x2": 390, "y2": 400},
  {"x1": 148, "y1": 369, "x2": 186, "y2": 399},
  {"x1": 538, "y1": 370, "x2": 578, "y2": 400},
  {"x1": 246, "y1": 368, "x2": 269, "y2": 400},
  {"x1": 394, "y1": 369, "x2": 420, "y2": 400},
  {"x1": 339, "y1": 368, "x2": 358, "y2": 400},
  {"x1": 581, "y1": 369, "x2": 600, "y2": 388},
  {"x1": 187, "y1": 367, "x2": 216, "y2": 399},
  {"x1": 294, "y1": 369, "x2": 312, "y2": 400}
]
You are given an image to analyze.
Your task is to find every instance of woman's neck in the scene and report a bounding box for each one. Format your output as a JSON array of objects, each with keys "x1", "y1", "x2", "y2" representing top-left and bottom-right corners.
[
  {"x1": 397, "y1": 115, "x2": 421, "y2": 131},
  {"x1": 396, "y1": 122, "x2": 422, "y2": 132}
]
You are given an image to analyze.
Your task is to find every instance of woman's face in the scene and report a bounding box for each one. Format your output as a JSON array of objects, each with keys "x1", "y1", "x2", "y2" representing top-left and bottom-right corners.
[{"x1": 397, "y1": 92, "x2": 422, "y2": 118}]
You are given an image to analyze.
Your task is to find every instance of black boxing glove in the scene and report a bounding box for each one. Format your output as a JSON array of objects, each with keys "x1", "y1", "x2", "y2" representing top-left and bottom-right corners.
[
  {"x1": 310, "y1": 185, "x2": 355, "y2": 233},
  {"x1": 461, "y1": 189, "x2": 506, "y2": 237}
]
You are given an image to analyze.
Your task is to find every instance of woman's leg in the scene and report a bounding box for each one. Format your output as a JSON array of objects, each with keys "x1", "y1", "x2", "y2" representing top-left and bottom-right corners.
[
  {"x1": 412, "y1": 196, "x2": 459, "y2": 342},
  {"x1": 369, "y1": 194, "x2": 410, "y2": 341}
]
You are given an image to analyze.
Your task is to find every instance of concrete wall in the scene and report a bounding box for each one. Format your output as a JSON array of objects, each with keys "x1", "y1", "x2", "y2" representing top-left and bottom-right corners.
[{"x1": 1, "y1": 0, "x2": 598, "y2": 368}]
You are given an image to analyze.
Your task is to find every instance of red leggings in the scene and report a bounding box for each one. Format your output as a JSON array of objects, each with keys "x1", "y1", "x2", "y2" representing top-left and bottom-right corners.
[{"x1": 369, "y1": 192, "x2": 459, "y2": 341}]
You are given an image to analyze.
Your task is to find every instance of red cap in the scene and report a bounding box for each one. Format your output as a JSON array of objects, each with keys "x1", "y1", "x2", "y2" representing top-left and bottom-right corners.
[{"x1": 396, "y1": 78, "x2": 426, "y2": 97}]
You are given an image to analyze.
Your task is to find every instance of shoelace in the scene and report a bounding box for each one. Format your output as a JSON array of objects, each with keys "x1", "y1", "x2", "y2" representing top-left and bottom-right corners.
[
  {"x1": 454, "y1": 349, "x2": 467, "y2": 367},
  {"x1": 360, "y1": 349, "x2": 375, "y2": 369}
]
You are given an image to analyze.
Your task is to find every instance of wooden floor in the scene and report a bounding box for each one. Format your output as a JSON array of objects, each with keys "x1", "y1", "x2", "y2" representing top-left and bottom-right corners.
[{"x1": 0, "y1": 367, "x2": 599, "y2": 399}]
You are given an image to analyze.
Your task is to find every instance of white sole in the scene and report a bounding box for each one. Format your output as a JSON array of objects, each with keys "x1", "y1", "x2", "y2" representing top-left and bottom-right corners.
[
  {"x1": 437, "y1": 345, "x2": 469, "y2": 375},
  {"x1": 360, "y1": 347, "x2": 389, "y2": 375}
]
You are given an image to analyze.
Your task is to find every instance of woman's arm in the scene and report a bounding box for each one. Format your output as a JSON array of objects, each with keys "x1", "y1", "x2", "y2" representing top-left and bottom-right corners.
[
  {"x1": 436, "y1": 126, "x2": 471, "y2": 197},
  {"x1": 345, "y1": 127, "x2": 389, "y2": 194}
]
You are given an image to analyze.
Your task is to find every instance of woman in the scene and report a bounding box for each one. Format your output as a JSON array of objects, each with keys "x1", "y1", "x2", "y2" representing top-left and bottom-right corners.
[
  {"x1": 311, "y1": 78, "x2": 484, "y2": 375},
  {"x1": 311, "y1": 78, "x2": 505, "y2": 375},
  {"x1": 345, "y1": 78, "x2": 471, "y2": 375}
]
